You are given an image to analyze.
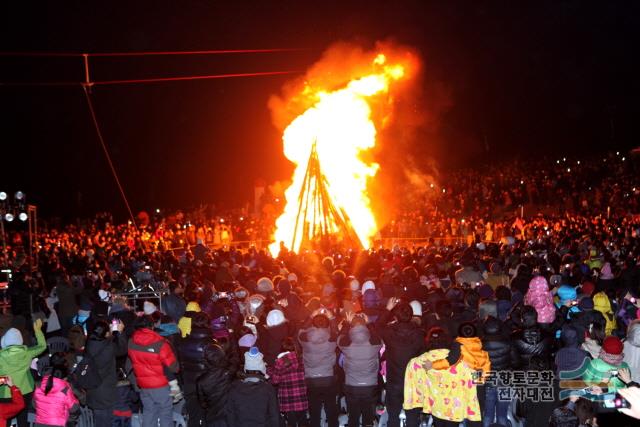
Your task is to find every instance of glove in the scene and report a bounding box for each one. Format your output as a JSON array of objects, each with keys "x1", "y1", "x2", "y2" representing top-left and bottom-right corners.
[{"x1": 168, "y1": 379, "x2": 183, "y2": 403}]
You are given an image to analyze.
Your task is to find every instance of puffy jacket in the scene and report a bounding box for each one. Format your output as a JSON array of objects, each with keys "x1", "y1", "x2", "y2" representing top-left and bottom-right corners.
[
  {"x1": 0, "y1": 327, "x2": 46, "y2": 398},
  {"x1": 512, "y1": 327, "x2": 551, "y2": 369},
  {"x1": 178, "y1": 302, "x2": 201, "y2": 338},
  {"x1": 375, "y1": 310, "x2": 425, "y2": 391},
  {"x1": 298, "y1": 326, "x2": 337, "y2": 379},
  {"x1": 226, "y1": 376, "x2": 280, "y2": 427},
  {"x1": 554, "y1": 325, "x2": 589, "y2": 376},
  {"x1": 128, "y1": 328, "x2": 178, "y2": 389},
  {"x1": 338, "y1": 324, "x2": 382, "y2": 387},
  {"x1": 624, "y1": 321, "x2": 640, "y2": 383},
  {"x1": 0, "y1": 386, "x2": 24, "y2": 425},
  {"x1": 177, "y1": 327, "x2": 215, "y2": 394},
  {"x1": 524, "y1": 276, "x2": 556, "y2": 323},
  {"x1": 34, "y1": 376, "x2": 79, "y2": 426},
  {"x1": 85, "y1": 333, "x2": 128, "y2": 409},
  {"x1": 455, "y1": 337, "x2": 491, "y2": 375},
  {"x1": 196, "y1": 363, "x2": 234, "y2": 423},
  {"x1": 583, "y1": 357, "x2": 629, "y2": 392},
  {"x1": 481, "y1": 317, "x2": 516, "y2": 371},
  {"x1": 593, "y1": 292, "x2": 616, "y2": 335}
]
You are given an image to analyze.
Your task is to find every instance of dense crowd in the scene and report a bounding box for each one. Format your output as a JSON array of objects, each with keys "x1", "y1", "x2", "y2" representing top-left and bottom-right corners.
[{"x1": 0, "y1": 153, "x2": 640, "y2": 427}]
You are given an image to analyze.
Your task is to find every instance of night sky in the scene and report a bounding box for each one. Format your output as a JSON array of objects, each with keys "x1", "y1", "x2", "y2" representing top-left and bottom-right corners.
[{"x1": 1, "y1": 1, "x2": 639, "y2": 220}]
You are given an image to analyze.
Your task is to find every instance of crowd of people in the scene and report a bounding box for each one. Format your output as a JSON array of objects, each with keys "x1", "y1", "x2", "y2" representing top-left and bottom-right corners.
[{"x1": 0, "y1": 153, "x2": 640, "y2": 427}]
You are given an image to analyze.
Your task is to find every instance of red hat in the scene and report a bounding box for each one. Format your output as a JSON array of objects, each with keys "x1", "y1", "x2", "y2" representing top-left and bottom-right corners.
[
  {"x1": 602, "y1": 336, "x2": 624, "y2": 355},
  {"x1": 581, "y1": 281, "x2": 595, "y2": 296}
]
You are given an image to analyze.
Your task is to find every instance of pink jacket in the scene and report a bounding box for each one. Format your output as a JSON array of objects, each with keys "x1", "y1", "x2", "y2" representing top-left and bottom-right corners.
[
  {"x1": 34, "y1": 376, "x2": 79, "y2": 427},
  {"x1": 524, "y1": 276, "x2": 556, "y2": 323}
]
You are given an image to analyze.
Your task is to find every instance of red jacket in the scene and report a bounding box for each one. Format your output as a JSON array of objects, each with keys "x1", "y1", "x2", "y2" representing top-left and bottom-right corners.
[
  {"x1": 128, "y1": 328, "x2": 178, "y2": 389},
  {"x1": 0, "y1": 386, "x2": 25, "y2": 425}
]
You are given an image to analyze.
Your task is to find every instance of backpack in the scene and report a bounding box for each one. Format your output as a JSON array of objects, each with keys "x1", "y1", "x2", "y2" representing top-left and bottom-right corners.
[{"x1": 71, "y1": 347, "x2": 104, "y2": 390}]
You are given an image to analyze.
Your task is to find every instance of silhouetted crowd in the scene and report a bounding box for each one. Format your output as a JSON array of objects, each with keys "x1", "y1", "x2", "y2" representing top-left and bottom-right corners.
[{"x1": 1, "y1": 153, "x2": 640, "y2": 427}]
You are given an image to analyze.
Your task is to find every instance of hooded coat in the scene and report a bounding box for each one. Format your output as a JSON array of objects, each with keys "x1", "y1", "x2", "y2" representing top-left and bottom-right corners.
[
  {"x1": 375, "y1": 309, "x2": 425, "y2": 393},
  {"x1": 481, "y1": 317, "x2": 517, "y2": 372},
  {"x1": 85, "y1": 332, "x2": 128, "y2": 410},
  {"x1": 338, "y1": 324, "x2": 382, "y2": 387},
  {"x1": 624, "y1": 321, "x2": 640, "y2": 383},
  {"x1": 554, "y1": 325, "x2": 589, "y2": 375},
  {"x1": 593, "y1": 292, "x2": 616, "y2": 335},
  {"x1": 226, "y1": 376, "x2": 280, "y2": 427},
  {"x1": 455, "y1": 337, "x2": 491, "y2": 376},
  {"x1": 524, "y1": 276, "x2": 556, "y2": 323},
  {"x1": 178, "y1": 301, "x2": 201, "y2": 338},
  {"x1": 33, "y1": 376, "x2": 80, "y2": 427},
  {"x1": 270, "y1": 351, "x2": 308, "y2": 412},
  {"x1": 196, "y1": 353, "x2": 234, "y2": 423},
  {"x1": 128, "y1": 328, "x2": 179, "y2": 389},
  {"x1": 0, "y1": 326, "x2": 46, "y2": 398},
  {"x1": 512, "y1": 310, "x2": 551, "y2": 369},
  {"x1": 298, "y1": 326, "x2": 337, "y2": 380}
]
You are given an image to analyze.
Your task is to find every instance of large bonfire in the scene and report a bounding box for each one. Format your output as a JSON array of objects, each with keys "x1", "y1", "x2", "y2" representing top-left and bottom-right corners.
[{"x1": 269, "y1": 45, "x2": 417, "y2": 256}]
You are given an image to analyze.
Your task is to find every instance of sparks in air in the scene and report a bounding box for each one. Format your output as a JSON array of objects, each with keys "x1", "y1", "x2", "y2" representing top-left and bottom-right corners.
[{"x1": 269, "y1": 49, "x2": 415, "y2": 256}]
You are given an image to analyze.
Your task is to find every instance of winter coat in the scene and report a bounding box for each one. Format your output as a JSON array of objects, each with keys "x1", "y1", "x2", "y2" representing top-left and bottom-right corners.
[
  {"x1": 511, "y1": 273, "x2": 533, "y2": 296},
  {"x1": 196, "y1": 364, "x2": 234, "y2": 423},
  {"x1": 404, "y1": 349, "x2": 480, "y2": 422},
  {"x1": 257, "y1": 322, "x2": 292, "y2": 366},
  {"x1": 85, "y1": 332, "x2": 127, "y2": 410},
  {"x1": 524, "y1": 276, "x2": 556, "y2": 324},
  {"x1": 128, "y1": 328, "x2": 179, "y2": 389},
  {"x1": 177, "y1": 327, "x2": 215, "y2": 394},
  {"x1": 178, "y1": 302, "x2": 201, "y2": 338},
  {"x1": 0, "y1": 327, "x2": 46, "y2": 398},
  {"x1": 482, "y1": 317, "x2": 517, "y2": 372},
  {"x1": 338, "y1": 324, "x2": 382, "y2": 387},
  {"x1": 298, "y1": 326, "x2": 337, "y2": 379},
  {"x1": 375, "y1": 310, "x2": 425, "y2": 392},
  {"x1": 583, "y1": 357, "x2": 629, "y2": 392},
  {"x1": 226, "y1": 376, "x2": 280, "y2": 427},
  {"x1": 33, "y1": 376, "x2": 79, "y2": 427},
  {"x1": 455, "y1": 337, "x2": 491, "y2": 377},
  {"x1": 569, "y1": 309, "x2": 606, "y2": 344},
  {"x1": 55, "y1": 282, "x2": 82, "y2": 318},
  {"x1": 161, "y1": 294, "x2": 187, "y2": 323},
  {"x1": 270, "y1": 351, "x2": 308, "y2": 412},
  {"x1": 0, "y1": 386, "x2": 24, "y2": 426},
  {"x1": 593, "y1": 292, "x2": 616, "y2": 335},
  {"x1": 554, "y1": 326, "x2": 589, "y2": 376},
  {"x1": 624, "y1": 321, "x2": 640, "y2": 383},
  {"x1": 512, "y1": 326, "x2": 551, "y2": 369}
]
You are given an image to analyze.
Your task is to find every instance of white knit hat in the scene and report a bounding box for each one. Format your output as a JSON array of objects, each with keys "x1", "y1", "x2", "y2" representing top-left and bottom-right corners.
[
  {"x1": 1, "y1": 328, "x2": 23, "y2": 348},
  {"x1": 287, "y1": 273, "x2": 298, "y2": 283},
  {"x1": 409, "y1": 301, "x2": 423, "y2": 317},
  {"x1": 361, "y1": 280, "x2": 376, "y2": 294},
  {"x1": 256, "y1": 277, "x2": 274, "y2": 293},
  {"x1": 143, "y1": 301, "x2": 157, "y2": 315},
  {"x1": 266, "y1": 309, "x2": 285, "y2": 327},
  {"x1": 244, "y1": 347, "x2": 266, "y2": 374}
]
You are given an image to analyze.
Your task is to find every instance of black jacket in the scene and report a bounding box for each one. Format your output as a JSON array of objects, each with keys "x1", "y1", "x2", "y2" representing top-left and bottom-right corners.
[
  {"x1": 162, "y1": 294, "x2": 187, "y2": 323},
  {"x1": 375, "y1": 310, "x2": 425, "y2": 392},
  {"x1": 568, "y1": 309, "x2": 606, "y2": 344},
  {"x1": 481, "y1": 317, "x2": 517, "y2": 371},
  {"x1": 225, "y1": 376, "x2": 280, "y2": 427},
  {"x1": 177, "y1": 327, "x2": 215, "y2": 394},
  {"x1": 257, "y1": 322, "x2": 292, "y2": 366},
  {"x1": 196, "y1": 364, "x2": 234, "y2": 423},
  {"x1": 85, "y1": 332, "x2": 128, "y2": 410},
  {"x1": 512, "y1": 327, "x2": 551, "y2": 369}
]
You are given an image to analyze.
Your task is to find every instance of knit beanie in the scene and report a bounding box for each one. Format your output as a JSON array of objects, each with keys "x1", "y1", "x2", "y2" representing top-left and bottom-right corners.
[
  {"x1": 256, "y1": 277, "x2": 274, "y2": 294},
  {"x1": 580, "y1": 282, "x2": 595, "y2": 297},
  {"x1": 143, "y1": 301, "x2": 157, "y2": 315},
  {"x1": 266, "y1": 309, "x2": 286, "y2": 327},
  {"x1": 238, "y1": 333, "x2": 257, "y2": 348},
  {"x1": 361, "y1": 280, "x2": 376, "y2": 294},
  {"x1": 244, "y1": 347, "x2": 266, "y2": 374},
  {"x1": 0, "y1": 328, "x2": 23, "y2": 348},
  {"x1": 600, "y1": 336, "x2": 624, "y2": 365}
]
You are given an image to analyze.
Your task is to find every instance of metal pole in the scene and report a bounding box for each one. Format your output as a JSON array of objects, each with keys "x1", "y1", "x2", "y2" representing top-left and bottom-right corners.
[{"x1": 0, "y1": 219, "x2": 6, "y2": 267}]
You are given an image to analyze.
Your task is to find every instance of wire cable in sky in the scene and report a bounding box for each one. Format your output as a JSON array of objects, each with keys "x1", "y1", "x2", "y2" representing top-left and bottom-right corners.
[
  {"x1": 82, "y1": 85, "x2": 137, "y2": 226},
  {"x1": 0, "y1": 47, "x2": 307, "y2": 58}
]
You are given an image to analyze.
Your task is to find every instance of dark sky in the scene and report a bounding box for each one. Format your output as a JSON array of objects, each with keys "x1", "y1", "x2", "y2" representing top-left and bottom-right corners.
[{"x1": 1, "y1": 1, "x2": 638, "y2": 220}]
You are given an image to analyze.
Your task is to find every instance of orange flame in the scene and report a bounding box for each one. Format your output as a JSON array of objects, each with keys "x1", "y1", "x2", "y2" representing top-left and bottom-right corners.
[{"x1": 270, "y1": 48, "x2": 414, "y2": 255}]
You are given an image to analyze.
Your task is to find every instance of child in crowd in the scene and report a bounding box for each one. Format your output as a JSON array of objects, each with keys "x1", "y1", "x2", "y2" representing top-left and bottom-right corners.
[{"x1": 270, "y1": 337, "x2": 309, "y2": 427}]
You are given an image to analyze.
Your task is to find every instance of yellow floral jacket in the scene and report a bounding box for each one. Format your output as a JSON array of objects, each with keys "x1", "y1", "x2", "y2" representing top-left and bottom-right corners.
[{"x1": 403, "y1": 349, "x2": 481, "y2": 422}]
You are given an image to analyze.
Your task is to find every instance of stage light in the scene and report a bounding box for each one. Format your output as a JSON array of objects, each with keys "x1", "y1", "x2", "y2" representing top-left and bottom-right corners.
[
  {"x1": 4, "y1": 213, "x2": 14, "y2": 222},
  {"x1": 14, "y1": 191, "x2": 24, "y2": 201},
  {"x1": 155, "y1": 208, "x2": 160, "y2": 213},
  {"x1": 0, "y1": 192, "x2": 6, "y2": 201},
  {"x1": 18, "y1": 212, "x2": 28, "y2": 222}
]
